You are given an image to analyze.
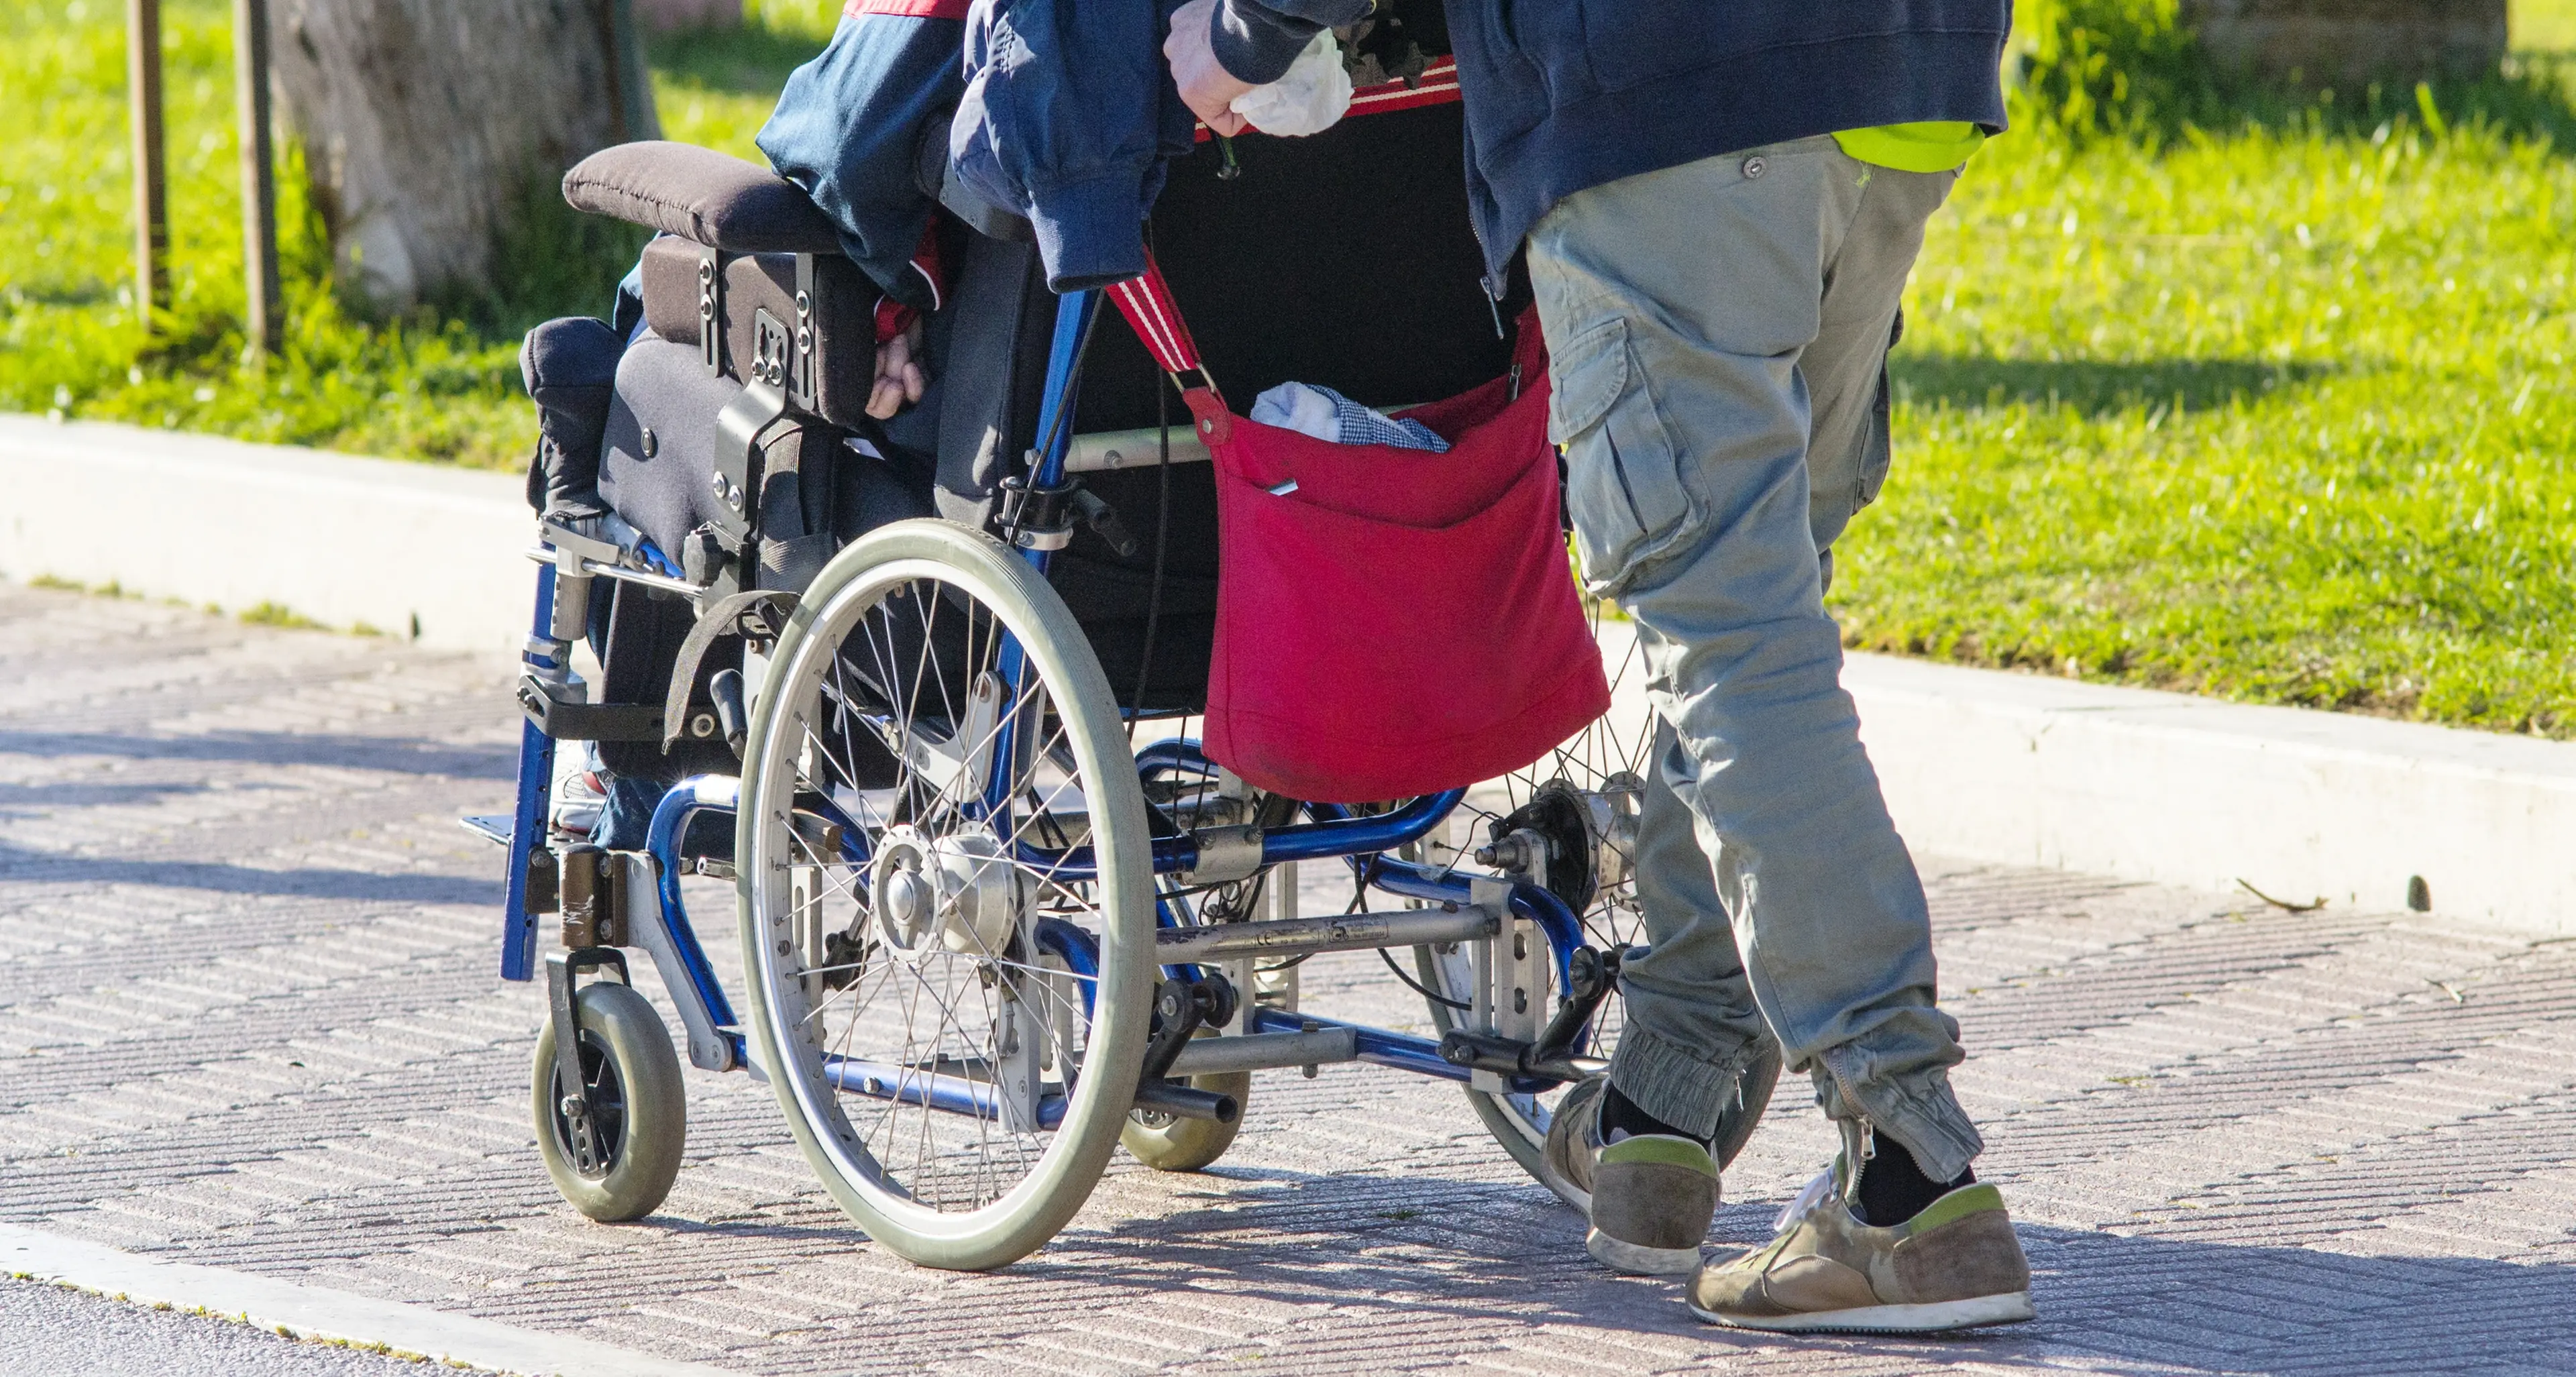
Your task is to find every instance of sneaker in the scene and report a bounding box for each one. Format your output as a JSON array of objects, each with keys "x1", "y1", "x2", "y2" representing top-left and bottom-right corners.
[
  {"x1": 1687, "y1": 1156, "x2": 2035, "y2": 1333},
  {"x1": 1544, "y1": 1076, "x2": 1719, "y2": 1277},
  {"x1": 551, "y1": 768, "x2": 607, "y2": 841},
  {"x1": 1538, "y1": 1073, "x2": 1610, "y2": 1210}
]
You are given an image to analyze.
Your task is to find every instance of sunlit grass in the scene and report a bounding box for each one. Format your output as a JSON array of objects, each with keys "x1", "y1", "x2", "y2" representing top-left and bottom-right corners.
[
  {"x1": 1847, "y1": 113, "x2": 2575, "y2": 736},
  {"x1": 2518, "y1": 0, "x2": 2576, "y2": 53}
]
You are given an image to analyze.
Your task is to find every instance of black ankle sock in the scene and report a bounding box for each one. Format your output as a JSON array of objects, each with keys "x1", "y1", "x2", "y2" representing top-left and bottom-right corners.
[
  {"x1": 1853, "y1": 1128, "x2": 1974, "y2": 1227},
  {"x1": 1599, "y1": 1082, "x2": 1710, "y2": 1148}
]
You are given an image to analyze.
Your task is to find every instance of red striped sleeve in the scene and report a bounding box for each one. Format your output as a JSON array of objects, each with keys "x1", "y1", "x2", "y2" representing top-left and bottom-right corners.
[{"x1": 844, "y1": 0, "x2": 971, "y2": 18}]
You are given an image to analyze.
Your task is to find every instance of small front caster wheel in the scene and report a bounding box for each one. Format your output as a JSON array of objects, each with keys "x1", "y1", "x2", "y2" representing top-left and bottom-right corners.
[{"x1": 532, "y1": 981, "x2": 686, "y2": 1221}]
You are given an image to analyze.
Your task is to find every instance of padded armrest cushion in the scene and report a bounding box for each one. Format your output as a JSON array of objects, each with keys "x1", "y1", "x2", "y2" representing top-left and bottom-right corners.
[{"x1": 563, "y1": 142, "x2": 845, "y2": 255}]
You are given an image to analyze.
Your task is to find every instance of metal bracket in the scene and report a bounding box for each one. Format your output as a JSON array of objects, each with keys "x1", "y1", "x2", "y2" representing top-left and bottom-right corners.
[
  {"x1": 614, "y1": 850, "x2": 735, "y2": 1072},
  {"x1": 1132, "y1": 977, "x2": 1240, "y2": 1123},
  {"x1": 711, "y1": 372, "x2": 788, "y2": 545},
  {"x1": 1436, "y1": 944, "x2": 1617, "y2": 1089},
  {"x1": 545, "y1": 947, "x2": 630, "y2": 1176},
  {"x1": 1184, "y1": 824, "x2": 1267, "y2": 887},
  {"x1": 792, "y1": 255, "x2": 818, "y2": 412},
  {"x1": 557, "y1": 844, "x2": 625, "y2": 948},
  {"x1": 516, "y1": 673, "x2": 664, "y2": 742},
  {"x1": 998, "y1": 473, "x2": 1075, "y2": 551},
  {"x1": 698, "y1": 247, "x2": 724, "y2": 376}
]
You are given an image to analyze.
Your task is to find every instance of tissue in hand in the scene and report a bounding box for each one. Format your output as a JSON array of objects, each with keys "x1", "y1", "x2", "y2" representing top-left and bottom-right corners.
[{"x1": 1229, "y1": 30, "x2": 1353, "y2": 138}]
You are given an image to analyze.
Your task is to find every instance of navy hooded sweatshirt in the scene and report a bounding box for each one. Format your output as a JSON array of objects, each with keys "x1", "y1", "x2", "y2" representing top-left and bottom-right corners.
[{"x1": 1217, "y1": 1, "x2": 2014, "y2": 286}]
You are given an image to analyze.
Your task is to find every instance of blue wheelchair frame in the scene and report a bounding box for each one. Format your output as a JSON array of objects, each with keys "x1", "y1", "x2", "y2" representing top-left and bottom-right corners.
[{"x1": 494, "y1": 290, "x2": 1593, "y2": 1117}]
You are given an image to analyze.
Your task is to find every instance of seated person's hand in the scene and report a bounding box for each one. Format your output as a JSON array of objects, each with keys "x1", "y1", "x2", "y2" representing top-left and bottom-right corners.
[
  {"x1": 1166, "y1": 0, "x2": 1254, "y2": 137},
  {"x1": 869, "y1": 317, "x2": 926, "y2": 421}
]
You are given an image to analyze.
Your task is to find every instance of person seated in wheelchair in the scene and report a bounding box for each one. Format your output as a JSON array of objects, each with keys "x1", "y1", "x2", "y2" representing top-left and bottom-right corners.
[{"x1": 524, "y1": 1, "x2": 1436, "y2": 849}]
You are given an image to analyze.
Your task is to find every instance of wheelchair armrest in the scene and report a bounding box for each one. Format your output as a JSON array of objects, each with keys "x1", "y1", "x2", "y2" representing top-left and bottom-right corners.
[{"x1": 564, "y1": 141, "x2": 845, "y2": 256}]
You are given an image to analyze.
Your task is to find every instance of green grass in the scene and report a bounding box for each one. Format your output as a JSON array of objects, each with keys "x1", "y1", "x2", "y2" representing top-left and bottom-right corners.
[
  {"x1": 1829, "y1": 8, "x2": 2576, "y2": 738},
  {"x1": 2520, "y1": 0, "x2": 2576, "y2": 54},
  {"x1": 3, "y1": 0, "x2": 2569, "y2": 736},
  {"x1": 0, "y1": 0, "x2": 832, "y2": 467}
]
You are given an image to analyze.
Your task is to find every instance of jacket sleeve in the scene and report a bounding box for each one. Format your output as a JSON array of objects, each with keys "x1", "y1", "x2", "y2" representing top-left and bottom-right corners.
[
  {"x1": 1210, "y1": 0, "x2": 1377, "y2": 85},
  {"x1": 757, "y1": 11, "x2": 969, "y2": 307}
]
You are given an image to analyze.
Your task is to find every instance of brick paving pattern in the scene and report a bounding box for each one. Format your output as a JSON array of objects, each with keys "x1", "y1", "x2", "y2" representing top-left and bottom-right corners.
[{"x1": 2, "y1": 581, "x2": 2570, "y2": 1374}]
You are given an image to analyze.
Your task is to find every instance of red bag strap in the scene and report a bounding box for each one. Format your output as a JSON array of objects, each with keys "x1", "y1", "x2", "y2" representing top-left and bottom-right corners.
[{"x1": 1108, "y1": 258, "x2": 1219, "y2": 400}]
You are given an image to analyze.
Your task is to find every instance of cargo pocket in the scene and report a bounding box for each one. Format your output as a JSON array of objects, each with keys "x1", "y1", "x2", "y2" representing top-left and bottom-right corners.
[
  {"x1": 1549, "y1": 315, "x2": 1698, "y2": 598},
  {"x1": 1856, "y1": 308, "x2": 1903, "y2": 512}
]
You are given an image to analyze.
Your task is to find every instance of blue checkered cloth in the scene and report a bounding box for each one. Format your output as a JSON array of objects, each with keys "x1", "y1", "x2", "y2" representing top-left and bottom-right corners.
[{"x1": 1249, "y1": 382, "x2": 1450, "y2": 453}]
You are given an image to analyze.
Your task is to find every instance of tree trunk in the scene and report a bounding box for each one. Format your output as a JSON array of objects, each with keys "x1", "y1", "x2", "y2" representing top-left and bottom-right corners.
[
  {"x1": 2179, "y1": 0, "x2": 2508, "y2": 85},
  {"x1": 269, "y1": 0, "x2": 659, "y2": 310}
]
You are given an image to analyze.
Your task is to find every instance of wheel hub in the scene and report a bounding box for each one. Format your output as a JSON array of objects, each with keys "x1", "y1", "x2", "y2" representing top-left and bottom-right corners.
[
  {"x1": 1485, "y1": 775, "x2": 1644, "y2": 912},
  {"x1": 868, "y1": 824, "x2": 1022, "y2": 962}
]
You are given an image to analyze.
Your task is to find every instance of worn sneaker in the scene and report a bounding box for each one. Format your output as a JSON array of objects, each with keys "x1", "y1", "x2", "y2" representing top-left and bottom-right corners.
[
  {"x1": 1538, "y1": 1074, "x2": 1611, "y2": 1210},
  {"x1": 1544, "y1": 1076, "x2": 1718, "y2": 1276},
  {"x1": 551, "y1": 768, "x2": 607, "y2": 842},
  {"x1": 1688, "y1": 1158, "x2": 2035, "y2": 1333}
]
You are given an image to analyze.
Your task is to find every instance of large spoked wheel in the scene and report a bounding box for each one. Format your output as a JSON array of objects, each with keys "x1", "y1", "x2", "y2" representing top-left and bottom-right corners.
[
  {"x1": 1415, "y1": 607, "x2": 1780, "y2": 1204},
  {"x1": 737, "y1": 520, "x2": 1157, "y2": 1271},
  {"x1": 531, "y1": 981, "x2": 688, "y2": 1223}
]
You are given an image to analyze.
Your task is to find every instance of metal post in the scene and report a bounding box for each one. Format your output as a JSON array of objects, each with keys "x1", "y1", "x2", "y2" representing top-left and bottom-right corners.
[
  {"x1": 600, "y1": 0, "x2": 661, "y2": 143},
  {"x1": 125, "y1": 0, "x2": 170, "y2": 327},
  {"x1": 233, "y1": 0, "x2": 282, "y2": 357}
]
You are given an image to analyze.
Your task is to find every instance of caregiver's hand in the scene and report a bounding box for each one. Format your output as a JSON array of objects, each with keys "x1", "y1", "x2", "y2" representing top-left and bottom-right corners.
[{"x1": 1166, "y1": 0, "x2": 1253, "y2": 138}]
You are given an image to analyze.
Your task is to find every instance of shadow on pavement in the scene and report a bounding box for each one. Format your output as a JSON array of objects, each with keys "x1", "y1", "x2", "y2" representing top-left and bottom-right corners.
[
  {"x1": 0, "y1": 841, "x2": 501, "y2": 907},
  {"x1": 1046, "y1": 1172, "x2": 2576, "y2": 1374},
  {"x1": 1890, "y1": 354, "x2": 2331, "y2": 419},
  {"x1": 0, "y1": 730, "x2": 514, "y2": 781}
]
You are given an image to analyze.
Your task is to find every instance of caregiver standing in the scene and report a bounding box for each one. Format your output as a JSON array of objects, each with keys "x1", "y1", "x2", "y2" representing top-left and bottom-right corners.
[{"x1": 1167, "y1": 0, "x2": 2035, "y2": 1335}]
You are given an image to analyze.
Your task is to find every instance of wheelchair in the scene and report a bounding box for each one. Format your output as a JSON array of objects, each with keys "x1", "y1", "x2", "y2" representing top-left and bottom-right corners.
[{"x1": 470, "y1": 66, "x2": 1779, "y2": 1272}]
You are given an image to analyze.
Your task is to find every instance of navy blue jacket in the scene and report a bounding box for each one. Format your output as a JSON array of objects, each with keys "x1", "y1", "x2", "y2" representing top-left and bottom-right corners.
[
  {"x1": 952, "y1": 0, "x2": 1197, "y2": 292},
  {"x1": 1218, "y1": 1, "x2": 2013, "y2": 284},
  {"x1": 757, "y1": 9, "x2": 967, "y2": 308}
]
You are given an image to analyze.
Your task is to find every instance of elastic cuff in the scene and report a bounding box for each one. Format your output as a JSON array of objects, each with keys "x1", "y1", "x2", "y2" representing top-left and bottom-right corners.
[
  {"x1": 1817, "y1": 1044, "x2": 1984, "y2": 1183},
  {"x1": 1607, "y1": 1024, "x2": 1761, "y2": 1143},
  {"x1": 1210, "y1": 0, "x2": 1317, "y2": 85},
  {"x1": 1024, "y1": 171, "x2": 1148, "y2": 293}
]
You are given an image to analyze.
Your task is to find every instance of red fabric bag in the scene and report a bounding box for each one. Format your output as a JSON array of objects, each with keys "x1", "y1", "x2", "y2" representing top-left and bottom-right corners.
[{"x1": 1114, "y1": 274, "x2": 1608, "y2": 802}]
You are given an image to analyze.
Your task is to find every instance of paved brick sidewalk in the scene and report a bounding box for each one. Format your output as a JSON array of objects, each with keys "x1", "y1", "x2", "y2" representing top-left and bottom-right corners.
[{"x1": 3, "y1": 581, "x2": 2571, "y2": 1376}]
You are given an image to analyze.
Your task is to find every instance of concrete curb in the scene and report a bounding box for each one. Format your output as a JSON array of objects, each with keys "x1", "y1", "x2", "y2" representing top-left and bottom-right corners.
[
  {"x1": 1841, "y1": 651, "x2": 2576, "y2": 936},
  {"x1": 0, "y1": 1223, "x2": 743, "y2": 1376},
  {"x1": 0, "y1": 414, "x2": 532, "y2": 657},
  {"x1": 8, "y1": 415, "x2": 2569, "y2": 934}
]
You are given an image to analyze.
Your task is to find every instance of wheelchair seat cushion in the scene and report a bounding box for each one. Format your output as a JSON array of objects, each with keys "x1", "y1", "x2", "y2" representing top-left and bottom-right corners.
[{"x1": 564, "y1": 141, "x2": 845, "y2": 256}]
